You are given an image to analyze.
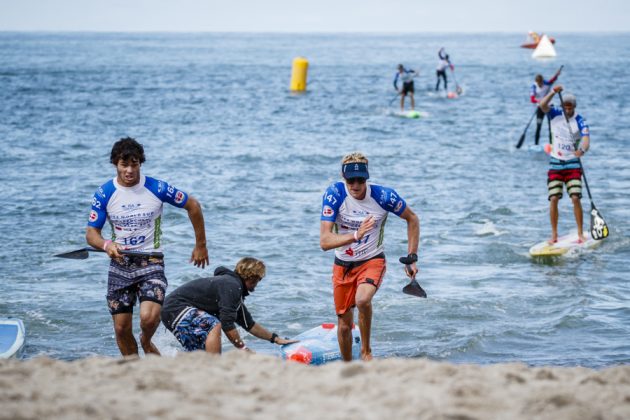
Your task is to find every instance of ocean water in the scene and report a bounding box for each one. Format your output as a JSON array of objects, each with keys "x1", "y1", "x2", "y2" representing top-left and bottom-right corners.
[{"x1": 1, "y1": 32, "x2": 629, "y2": 367}]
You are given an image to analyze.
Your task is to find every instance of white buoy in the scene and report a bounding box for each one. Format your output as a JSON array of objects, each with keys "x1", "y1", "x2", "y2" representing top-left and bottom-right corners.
[{"x1": 532, "y1": 35, "x2": 556, "y2": 58}]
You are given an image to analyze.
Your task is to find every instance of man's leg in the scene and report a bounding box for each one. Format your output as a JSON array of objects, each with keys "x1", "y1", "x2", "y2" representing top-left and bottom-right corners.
[
  {"x1": 534, "y1": 120, "x2": 543, "y2": 145},
  {"x1": 571, "y1": 194, "x2": 584, "y2": 240},
  {"x1": 355, "y1": 283, "x2": 378, "y2": 361},
  {"x1": 435, "y1": 71, "x2": 440, "y2": 91},
  {"x1": 112, "y1": 313, "x2": 138, "y2": 356},
  {"x1": 204, "y1": 323, "x2": 222, "y2": 354},
  {"x1": 139, "y1": 300, "x2": 162, "y2": 355},
  {"x1": 400, "y1": 93, "x2": 405, "y2": 111},
  {"x1": 410, "y1": 92, "x2": 415, "y2": 110},
  {"x1": 337, "y1": 310, "x2": 354, "y2": 362},
  {"x1": 549, "y1": 196, "x2": 560, "y2": 243}
]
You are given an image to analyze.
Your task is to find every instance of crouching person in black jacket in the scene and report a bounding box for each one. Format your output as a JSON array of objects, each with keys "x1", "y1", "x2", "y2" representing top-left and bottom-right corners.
[{"x1": 161, "y1": 257, "x2": 297, "y2": 353}]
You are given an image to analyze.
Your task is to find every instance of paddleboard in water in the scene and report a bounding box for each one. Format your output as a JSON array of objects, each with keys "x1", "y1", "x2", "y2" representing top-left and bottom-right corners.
[
  {"x1": 0, "y1": 318, "x2": 25, "y2": 359},
  {"x1": 280, "y1": 323, "x2": 360, "y2": 365},
  {"x1": 527, "y1": 144, "x2": 545, "y2": 153},
  {"x1": 529, "y1": 232, "x2": 602, "y2": 257},
  {"x1": 392, "y1": 110, "x2": 427, "y2": 119}
]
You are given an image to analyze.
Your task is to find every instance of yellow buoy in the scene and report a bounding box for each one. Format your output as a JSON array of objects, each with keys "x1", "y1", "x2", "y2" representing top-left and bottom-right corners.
[{"x1": 290, "y1": 57, "x2": 309, "y2": 92}]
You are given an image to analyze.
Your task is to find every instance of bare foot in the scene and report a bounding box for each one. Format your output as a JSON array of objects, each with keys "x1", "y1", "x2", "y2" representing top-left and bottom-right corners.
[
  {"x1": 361, "y1": 351, "x2": 373, "y2": 362},
  {"x1": 139, "y1": 333, "x2": 161, "y2": 356},
  {"x1": 547, "y1": 238, "x2": 558, "y2": 245}
]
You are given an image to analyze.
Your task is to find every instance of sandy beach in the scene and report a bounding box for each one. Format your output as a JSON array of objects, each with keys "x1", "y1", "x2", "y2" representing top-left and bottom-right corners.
[{"x1": 1, "y1": 352, "x2": 628, "y2": 420}]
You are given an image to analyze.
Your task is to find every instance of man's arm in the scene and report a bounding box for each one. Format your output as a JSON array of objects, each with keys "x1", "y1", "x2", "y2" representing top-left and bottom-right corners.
[
  {"x1": 248, "y1": 323, "x2": 298, "y2": 346},
  {"x1": 399, "y1": 206, "x2": 420, "y2": 278},
  {"x1": 86, "y1": 226, "x2": 122, "y2": 258},
  {"x1": 183, "y1": 196, "x2": 209, "y2": 268},
  {"x1": 224, "y1": 328, "x2": 248, "y2": 350},
  {"x1": 319, "y1": 218, "x2": 375, "y2": 251},
  {"x1": 548, "y1": 67, "x2": 562, "y2": 84},
  {"x1": 539, "y1": 85, "x2": 561, "y2": 113}
]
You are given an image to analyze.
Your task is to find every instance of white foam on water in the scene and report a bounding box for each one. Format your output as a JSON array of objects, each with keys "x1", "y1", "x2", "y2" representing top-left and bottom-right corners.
[{"x1": 474, "y1": 220, "x2": 505, "y2": 237}]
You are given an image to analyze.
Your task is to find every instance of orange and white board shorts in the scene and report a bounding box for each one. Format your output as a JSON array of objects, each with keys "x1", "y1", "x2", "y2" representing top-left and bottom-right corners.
[{"x1": 332, "y1": 255, "x2": 386, "y2": 315}]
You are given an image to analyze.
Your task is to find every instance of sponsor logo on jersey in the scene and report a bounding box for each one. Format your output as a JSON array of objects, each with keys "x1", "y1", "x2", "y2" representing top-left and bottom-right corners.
[
  {"x1": 175, "y1": 191, "x2": 185, "y2": 204},
  {"x1": 89, "y1": 210, "x2": 98, "y2": 223},
  {"x1": 322, "y1": 205, "x2": 334, "y2": 217},
  {"x1": 345, "y1": 247, "x2": 354, "y2": 257},
  {"x1": 394, "y1": 201, "x2": 403, "y2": 213}
]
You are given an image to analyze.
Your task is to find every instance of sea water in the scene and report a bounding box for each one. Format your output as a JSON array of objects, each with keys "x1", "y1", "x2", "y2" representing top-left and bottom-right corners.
[{"x1": 1, "y1": 32, "x2": 629, "y2": 367}]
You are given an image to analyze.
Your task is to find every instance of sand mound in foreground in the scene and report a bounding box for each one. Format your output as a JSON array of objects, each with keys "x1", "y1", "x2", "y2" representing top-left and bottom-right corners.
[{"x1": 1, "y1": 352, "x2": 629, "y2": 420}]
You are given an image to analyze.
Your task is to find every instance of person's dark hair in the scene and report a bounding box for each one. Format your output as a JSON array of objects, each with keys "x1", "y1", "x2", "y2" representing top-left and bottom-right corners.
[{"x1": 110, "y1": 137, "x2": 146, "y2": 165}]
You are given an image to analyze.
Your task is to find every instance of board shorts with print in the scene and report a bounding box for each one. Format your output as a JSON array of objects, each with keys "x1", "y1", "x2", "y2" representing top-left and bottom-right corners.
[
  {"x1": 548, "y1": 168, "x2": 582, "y2": 200},
  {"x1": 332, "y1": 254, "x2": 386, "y2": 316},
  {"x1": 170, "y1": 307, "x2": 221, "y2": 352},
  {"x1": 106, "y1": 255, "x2": 167, "y2": 315}
]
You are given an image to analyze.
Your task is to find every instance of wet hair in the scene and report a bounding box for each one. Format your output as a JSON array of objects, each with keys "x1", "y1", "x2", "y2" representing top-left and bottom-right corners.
[
  {"x1": 110, "y1": 137, "x2": 146, "y2": 165},
  {"x1": 235, "y1": 257, "x2": 266, "y2": 283},
  {"x1": 535, "y1": 74, "x2": 543, "y2": 83},
  {"x1": 397, "y1": 64, "x2": 404, "y2": 70},
  {"x1": 341, "y1": 152, "x2": 368, "y2": 165}
]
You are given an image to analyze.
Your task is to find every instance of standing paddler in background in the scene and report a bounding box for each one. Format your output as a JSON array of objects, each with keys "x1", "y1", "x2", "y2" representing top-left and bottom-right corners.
[
  {"x1": 86, "y1": 137, "x2": 209, "y2": 356},
  {"x1": 393, "y1": 64, "x2": 418, "y2": 112},
  {"x1": 320, "y1": 152, "x2": 420, "y2": 361},
  {"x1": 539, "y1": 86, "x2": 590, "y2": 244},
  {"x1": 435, "y1": 47, "x2": 454, "y2": 92},
  {"x1": 530, "y1": 67, "x2": 562, "y2": 145}
]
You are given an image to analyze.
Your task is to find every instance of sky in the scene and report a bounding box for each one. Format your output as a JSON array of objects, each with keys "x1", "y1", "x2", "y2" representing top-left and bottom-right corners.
[{"x1": 0, "y1": 0, "x2": 628, "y2": 33}]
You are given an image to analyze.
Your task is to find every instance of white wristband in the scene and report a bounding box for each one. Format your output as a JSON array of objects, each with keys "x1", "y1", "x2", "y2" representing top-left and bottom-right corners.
[{"x1": 353, "y1": 231, "x2": 359, "y2": 241}]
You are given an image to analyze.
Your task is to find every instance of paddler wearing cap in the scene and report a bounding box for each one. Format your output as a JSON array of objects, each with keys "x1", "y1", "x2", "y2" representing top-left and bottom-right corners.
[
  {"x1": 319, "y1": 152, "x2": 420, "y2": 361},
  {"x1": 539, "y1": 86, "x2": 590, "y2": 244}
]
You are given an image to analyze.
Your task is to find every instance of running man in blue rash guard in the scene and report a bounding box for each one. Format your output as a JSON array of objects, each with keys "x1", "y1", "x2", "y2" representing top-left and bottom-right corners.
[
  {"x1": 539, "y1": 86, "x2": 590, "y2": 244},
  {"x1": 394, "y1": 64, "x2": 418, "y2": 111},
  {"x1": 435, "y1": 48, "x2": 454, "y2": 92},
  {"x1": 530, "y1": 67, "x2": 562, "y2": 145},
  {"x1": 86, "y1": 137, "x2": 209, "y2": 357}
]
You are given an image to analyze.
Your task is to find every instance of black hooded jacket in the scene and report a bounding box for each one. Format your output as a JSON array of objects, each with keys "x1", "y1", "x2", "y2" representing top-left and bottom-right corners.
[{"x1": 161, "y1": 266, "x2": 255, "y2": 332}]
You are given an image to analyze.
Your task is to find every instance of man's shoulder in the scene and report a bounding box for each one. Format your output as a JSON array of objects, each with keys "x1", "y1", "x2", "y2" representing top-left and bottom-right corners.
[
  {"x1": 323, "y1": 181, "x2": 345, "y2": 196},
  {"x1": 93, "y1": 179, "x2": 116, "y2": 199}
]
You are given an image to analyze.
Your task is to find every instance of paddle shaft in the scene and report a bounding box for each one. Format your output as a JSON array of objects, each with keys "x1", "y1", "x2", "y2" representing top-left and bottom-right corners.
[
  {"x1": 515, "y1": 109, "x2": 538, "y2": 149},
  {"x1": 389, "y1": 92, "x2": 401, "y2": 105},
  {"x1": 55, "y1": 247, "x2": 164, "y2": 259},
  {"x1": 557, "y1": 92, "x2": 595, "y2": 204}
]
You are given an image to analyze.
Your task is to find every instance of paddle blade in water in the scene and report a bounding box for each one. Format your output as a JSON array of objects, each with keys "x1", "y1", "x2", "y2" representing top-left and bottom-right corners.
[
  {"x1": 590, "y1": 205, "x2": 609, "y2": 240},
  {"x1": 402, "y1": 279, "x2": 427, "y2": 298},
  {"x1": 54, "y1": 248, "x2": 91, "y2": 259}
]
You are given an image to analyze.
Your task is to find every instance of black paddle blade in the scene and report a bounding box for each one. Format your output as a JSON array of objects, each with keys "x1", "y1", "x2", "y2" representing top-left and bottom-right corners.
[
  {"x1": 403, "y1": 279, "x2": 427, "y2": 298},
  {"x1": 54, "y1": 248, "x2": 90, "y2": 259},
  {"x1": 590, "y1": 205, "x2": 609, "y2": 240},
  {"x1": 456, "y1": 85, "x2": 463, "y2": 95},
  {"x1": 515, "y1": 132, "x2": 526, "y2": 149}
]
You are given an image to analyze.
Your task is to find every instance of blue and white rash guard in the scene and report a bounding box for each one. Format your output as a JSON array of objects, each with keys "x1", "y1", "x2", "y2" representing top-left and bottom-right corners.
[
  {"x1": 393, "y1": 68, "x2": 416, "y2": 90},
  {"x1": 88, "y1": 175, "x2": 189, "y2": 252},
  {"x1": 547, "y1": 105, "x2": 590, "y2": 168},
  {"x1": 321, "y1": 181, "x2": 407, "y2": 262}
]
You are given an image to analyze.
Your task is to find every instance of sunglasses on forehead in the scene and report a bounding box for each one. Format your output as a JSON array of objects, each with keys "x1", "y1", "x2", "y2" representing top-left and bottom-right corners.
[{"x1": 345, "y1": 177, "x2": 366, "y2": 185}]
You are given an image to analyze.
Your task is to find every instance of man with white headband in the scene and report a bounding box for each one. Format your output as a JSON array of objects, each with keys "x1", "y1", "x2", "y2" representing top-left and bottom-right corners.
[{"x1": 539, "y1": 86, "x2": 590, "y2": 244}]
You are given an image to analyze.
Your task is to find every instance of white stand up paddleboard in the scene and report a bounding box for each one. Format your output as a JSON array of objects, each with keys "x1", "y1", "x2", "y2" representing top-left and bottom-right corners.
[
  {"x1": 529, "y1": 231, "x2": 602, "y2": 257},
  {"x1": 0, "y1": 318, "x2": 25, "y2": 359},
  {"x1": 280, "y1": 323, "x2": 360, "y2": 365}
]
